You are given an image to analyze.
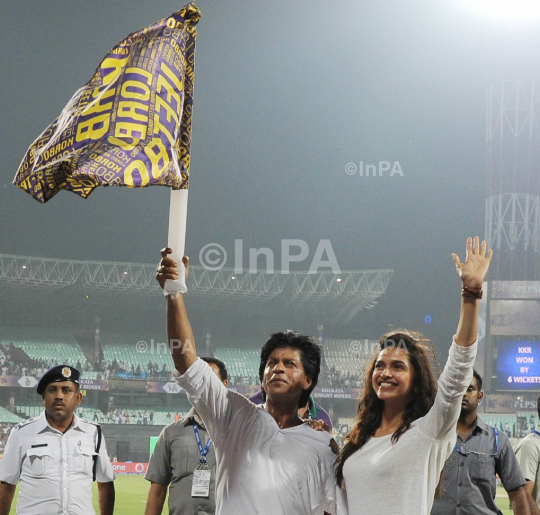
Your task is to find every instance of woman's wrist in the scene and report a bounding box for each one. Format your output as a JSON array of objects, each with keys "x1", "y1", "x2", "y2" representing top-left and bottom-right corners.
[{"x1": 461, "y1": 284, "x2": 483, "y2": 299}]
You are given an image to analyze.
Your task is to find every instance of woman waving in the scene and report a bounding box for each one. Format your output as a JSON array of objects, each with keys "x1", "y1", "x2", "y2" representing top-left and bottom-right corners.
[{"x1": 336, "y1": 236, "x2": 492, "y2": 515}]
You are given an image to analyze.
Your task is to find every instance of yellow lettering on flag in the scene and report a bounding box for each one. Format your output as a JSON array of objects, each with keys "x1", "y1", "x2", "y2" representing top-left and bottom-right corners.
[
  {"x1": 145, "y1": 138, "x2": 170, "y2": 179},
  {"x1": 76, "y1": 114, "x2": 111, "y2": 143},
  {"x1": 125, "y1": 67, "x2": 153, "y2": 86},
  {"x1": 158, "y1": 63, "x2": 183, "y2": 112},
  {"x1": 118, "y1": 101, "x2": 150, "y2": 122},
  {"x1": 121, "y1": 80, "x2": 151, "y2": 101},
  {"x1": 82, "y1": 87, "x2": 116, "y2": 116},
  {"x1": 124, "y1": 159, "x2": 150, "y2": 187},
  {"x1": 100, "y1": 56, "x2": 129, "y2": 86}
]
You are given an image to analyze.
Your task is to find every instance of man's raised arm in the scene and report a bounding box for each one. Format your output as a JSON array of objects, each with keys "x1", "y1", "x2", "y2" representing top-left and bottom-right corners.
[{"x1": 156, "y1": 248, "x2": 197, "y2": 374}]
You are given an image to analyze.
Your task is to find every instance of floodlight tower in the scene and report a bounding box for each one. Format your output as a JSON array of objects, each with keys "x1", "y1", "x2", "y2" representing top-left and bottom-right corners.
[{"x1": 484, "y1": 80, "x2": 540, "y2": 279}]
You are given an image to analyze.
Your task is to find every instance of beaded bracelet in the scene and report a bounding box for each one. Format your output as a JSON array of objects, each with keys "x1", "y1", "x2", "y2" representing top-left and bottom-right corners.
[{"x1": 462, "y1": 285, "x2": 483, "y2": 299}]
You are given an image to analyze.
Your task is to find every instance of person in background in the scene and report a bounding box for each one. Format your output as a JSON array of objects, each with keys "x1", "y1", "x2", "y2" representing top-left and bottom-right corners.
[
  {"x1": 515, "y1": 395, "x2": 540, "y2": 515},
  {"x1": 431, "y1": 370, "x2": 534, "y2": 515},
  {"x1": 144, "y1": 357, "x2": 229, "y2": 515}
]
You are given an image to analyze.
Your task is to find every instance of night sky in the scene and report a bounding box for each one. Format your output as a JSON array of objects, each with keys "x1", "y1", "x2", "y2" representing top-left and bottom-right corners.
[{"x1": 1, "y1": 1, "x2": 539, "y2": 350}]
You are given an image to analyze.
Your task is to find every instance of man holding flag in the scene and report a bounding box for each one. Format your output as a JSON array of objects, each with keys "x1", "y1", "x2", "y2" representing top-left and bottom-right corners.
[{"x1": 156, "y1": 250, "x2": 347, "y2": 515}]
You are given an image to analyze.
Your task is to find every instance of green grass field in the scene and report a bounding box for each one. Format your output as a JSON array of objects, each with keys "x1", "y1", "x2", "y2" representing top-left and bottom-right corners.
[{"x1": 7, "y1": 476, "x2": 514, "y2": 515}]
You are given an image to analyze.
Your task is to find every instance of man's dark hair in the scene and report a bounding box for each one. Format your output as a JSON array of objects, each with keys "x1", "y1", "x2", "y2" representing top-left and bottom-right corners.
[
  {"x1": 201, "y1": 357, "x2": 228, "y2": 382},
  {"x1": 537, "y1": 395, "x2": 540, "y2": 419},
  {"x1": 258, "y1": 330, "x2": 321, "y2": 407},
  {"x1": 473, "y1": 369, "x2": 483, "y2": 391}
]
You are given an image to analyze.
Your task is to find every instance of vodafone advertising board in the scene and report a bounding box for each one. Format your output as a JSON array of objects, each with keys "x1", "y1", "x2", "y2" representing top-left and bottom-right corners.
[{"x1": 111, "y1": 462, "x2": 148, "y2": 474}]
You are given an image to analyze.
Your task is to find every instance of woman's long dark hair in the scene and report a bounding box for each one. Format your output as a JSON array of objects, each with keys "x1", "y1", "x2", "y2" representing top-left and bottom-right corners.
[{"x1": 335, "y1": 330, "x2": 440, "y2": 488}]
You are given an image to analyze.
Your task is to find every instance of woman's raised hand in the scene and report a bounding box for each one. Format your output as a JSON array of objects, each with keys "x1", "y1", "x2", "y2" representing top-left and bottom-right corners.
[{"x1": 452, "y1": 236, "x2": 493, "y2": 290}]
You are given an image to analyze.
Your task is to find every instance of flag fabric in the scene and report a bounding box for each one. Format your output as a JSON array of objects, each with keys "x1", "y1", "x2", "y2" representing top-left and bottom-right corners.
[{"x1": 14, "y1": 4, "x2": 200, "y2": 203}]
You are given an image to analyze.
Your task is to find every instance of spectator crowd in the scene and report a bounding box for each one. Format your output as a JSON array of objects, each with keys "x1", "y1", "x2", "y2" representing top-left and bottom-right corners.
[{"x1": 0, "y1": 423, "x2": 14, "y2": 454}]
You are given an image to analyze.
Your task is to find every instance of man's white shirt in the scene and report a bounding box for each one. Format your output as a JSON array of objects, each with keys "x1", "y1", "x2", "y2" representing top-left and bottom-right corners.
[
  {"x1": 0, "y1": 411, "x2": 115, "y2": 515},
  {"x1": 175, "y1": 358, "x2": 348, "y2": 515}
]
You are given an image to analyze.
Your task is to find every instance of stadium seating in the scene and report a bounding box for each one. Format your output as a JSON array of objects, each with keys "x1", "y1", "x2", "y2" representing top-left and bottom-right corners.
[
  {"x1": 0, "y1": 406, "x2": 24, "y2": 424},
  {"x1": 481, "y1": 413, "x2": 518, "y2": 437},
  {"x1": 213, "y1": 348, "x2": 259, "y2": 383},
  {"x1": 13, "y1": 402, "x2": 188, "y2": 426},
  {"x1": 78, "y1": 407, "x2": 108, "y2": 423},
  {"x1": 336, "y1": 417, "x2": 355, "y2": 432},
  {"x1": 80, "y1": 370, "x2": 103, "y2": 380},
  {"x1": 323, "y1": 339, "x2": 373, "y2": 376},
  {"x1": 15, "y1": 403, "x2": 44, "y2": 420},
  {"x1": 100, "y1": 333, "x2": 174, "y2": 375},
  {"x1": 152, "y1": 409, "x2": 188, "y2": 426},
  {"x1": 104, "y1": 407, "x2": 188, "y2": 425},
  {"x1": 0, "y1": 327, "x2": 88, "y2": 368}
]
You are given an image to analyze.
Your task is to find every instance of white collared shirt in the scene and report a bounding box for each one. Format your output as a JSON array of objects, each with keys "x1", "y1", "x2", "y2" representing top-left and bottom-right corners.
[
  {"x1": 175, "y1": 359, "x2": 348, "y2": 515},
  {"x1": 0, "y1": 411, "x2": 115, "y2": 515}
]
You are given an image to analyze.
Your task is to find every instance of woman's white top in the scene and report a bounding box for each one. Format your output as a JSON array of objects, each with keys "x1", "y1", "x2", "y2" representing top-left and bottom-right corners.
[{"x1": 343, "y1": 338, "x2": 477, "y2": 515}]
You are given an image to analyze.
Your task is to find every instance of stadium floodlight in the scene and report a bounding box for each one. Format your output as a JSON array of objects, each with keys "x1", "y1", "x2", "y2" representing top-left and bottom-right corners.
[{"x1": 460, "y1": 0, "x2": 540, "y2": 19}]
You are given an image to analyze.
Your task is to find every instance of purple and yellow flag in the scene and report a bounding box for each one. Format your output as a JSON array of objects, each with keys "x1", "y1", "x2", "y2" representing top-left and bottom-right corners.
[{"x1": 14, "y1": 4, "x2": 200, "y2": 203}]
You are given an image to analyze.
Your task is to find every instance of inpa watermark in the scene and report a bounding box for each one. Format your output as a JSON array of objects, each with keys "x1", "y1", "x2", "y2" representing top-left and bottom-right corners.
[
  {"x1": 136, "y1": 339, "x2": 194, "y2": 355},
  {"x1": 349, "y1": 338, "x2": 409, "y2": 356},
  {"x1": 345, "y1": 161, "x2": 404, "y2": 177},
  {"x1": 199, "y1": 239, "x2": 341, "y2": 274}
]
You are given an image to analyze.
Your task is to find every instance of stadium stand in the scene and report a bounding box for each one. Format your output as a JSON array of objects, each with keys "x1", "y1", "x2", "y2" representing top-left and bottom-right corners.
[
  {"x1": 80, "y1": 370, "x2": 103, "y2": 380},
  {"x1": 16, "y1": 404, "x2": 44, "y2": 419},
  {"x1": 320, "y1": 339, "x2": 372, "y2": 388},
  {"x1": 481, "y1": 413, "x2": 518, "y2": 437},
  {"x1": 12, "y1": 402, "x2": 188, "y2": 426},
  {"x1": 0, "y1": 406, "x2": 24, "y2": 424},
  {"x1": 0, "y1": 423, "x2": 15, "y2": 454},
  {"x1": 103, "y1": 407, "x2": 188, "y2": 425},
  {"x1": 0, "y1": 326, "x2": 89, "y2": 369},
  {"x1": 100, "y1": 333, "x2": 174, "y2": 378},
  {"x1": 333, "y1": 417, "x2": 356, "y2": 446},
  {"x1": 213, "y1": 347, "x2": 259, "y2": 385},
  {"x1": 0, "y1": 410, "x2": 22, "y2": 453},
  {"x1": 0, "y1": 327, "x2": 369, "y2": 389}
]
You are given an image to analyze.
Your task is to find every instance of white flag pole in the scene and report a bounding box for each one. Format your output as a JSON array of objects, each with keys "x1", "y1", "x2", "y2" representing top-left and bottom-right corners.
[{"x1": 163, "y1": 188, "x2": 189, "y2": 296}]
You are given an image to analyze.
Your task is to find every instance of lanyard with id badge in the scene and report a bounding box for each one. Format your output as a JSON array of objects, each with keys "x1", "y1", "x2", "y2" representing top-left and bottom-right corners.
[{"x1": 192, "y1": 425, "x2": 212, "y2": 497}]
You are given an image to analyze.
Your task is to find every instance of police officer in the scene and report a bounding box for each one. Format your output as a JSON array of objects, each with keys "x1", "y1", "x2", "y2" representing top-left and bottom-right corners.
[{"x1": 0, "y1": 365, "x2": 115, "y2": 515}]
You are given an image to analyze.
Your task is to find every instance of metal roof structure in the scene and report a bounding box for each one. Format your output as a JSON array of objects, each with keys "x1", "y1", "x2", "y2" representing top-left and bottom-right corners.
[{"x1": 0, "y1": 254, "x2": 393, "y2": 323}]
